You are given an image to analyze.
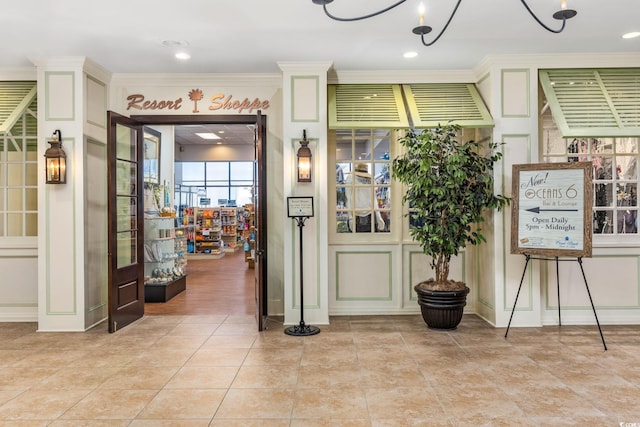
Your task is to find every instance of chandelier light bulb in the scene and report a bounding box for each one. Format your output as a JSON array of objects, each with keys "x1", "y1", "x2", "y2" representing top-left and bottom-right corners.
[{"x1": 418, "y1": 2, "x2": 425, "y2": 26}]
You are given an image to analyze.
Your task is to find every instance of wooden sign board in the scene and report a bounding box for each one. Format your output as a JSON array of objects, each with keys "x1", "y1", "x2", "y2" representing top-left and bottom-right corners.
[{"x1": 511, "y1": 162, "x2": 592, "y2": 257}]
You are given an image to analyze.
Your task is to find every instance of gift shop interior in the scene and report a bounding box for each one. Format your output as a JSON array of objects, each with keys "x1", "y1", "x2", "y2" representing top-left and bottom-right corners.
[{"x1": 142, "y1": 122, "x2": 257, "y2": 315}]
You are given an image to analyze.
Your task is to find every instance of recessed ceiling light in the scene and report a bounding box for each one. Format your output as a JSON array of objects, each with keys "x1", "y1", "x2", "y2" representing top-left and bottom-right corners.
[
  {"x1": 404, "y1": 51, "x2": 418, "y2": 58},
  {"x1": 175, "y1": 52, "x2": 191, "y2": 60},
  {"x1": 195, "y1": 133, "x2": 221, "y2": 140},
  {"x1": 622, "y1": 31, "x2": 640, "y2": 39}
]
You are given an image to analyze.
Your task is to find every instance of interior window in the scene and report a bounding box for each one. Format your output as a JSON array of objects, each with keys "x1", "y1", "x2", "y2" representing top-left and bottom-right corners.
[
  {"x1": 542, "y1": 109, "x2": 638, "y2": 236},
  {"x1": 334, "y1": 129, "x2": 391, "y2": 234}
]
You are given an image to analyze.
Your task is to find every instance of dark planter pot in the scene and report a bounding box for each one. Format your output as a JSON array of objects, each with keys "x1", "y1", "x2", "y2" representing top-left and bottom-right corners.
[{"x1": 414, "y1": 283, "x2": 470, "y2": 330}]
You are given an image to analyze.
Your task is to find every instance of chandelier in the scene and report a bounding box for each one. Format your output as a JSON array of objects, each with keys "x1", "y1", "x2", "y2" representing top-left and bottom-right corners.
[{"x1": 312, "y1": 0, "x2": 577, "y2": 46}]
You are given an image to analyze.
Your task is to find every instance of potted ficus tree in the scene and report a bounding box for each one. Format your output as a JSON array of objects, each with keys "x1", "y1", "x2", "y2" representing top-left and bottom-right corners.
[{"x1": 392, "y1": 123, "x2": 510, "y2": 329}]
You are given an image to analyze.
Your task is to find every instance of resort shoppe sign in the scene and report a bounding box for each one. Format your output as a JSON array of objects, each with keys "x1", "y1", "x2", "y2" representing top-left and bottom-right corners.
[
  {"x1": 125, "y1": 89, "x2": 270, "y2": 114},
  {"x1": 511, "y1": 162, "x2": 592, "y2": 257}
]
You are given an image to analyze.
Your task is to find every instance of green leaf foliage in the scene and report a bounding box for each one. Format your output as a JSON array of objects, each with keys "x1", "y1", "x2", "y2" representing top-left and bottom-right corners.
[{"x1": 391, "y1": 123, "x2": 510, "y2": 285}]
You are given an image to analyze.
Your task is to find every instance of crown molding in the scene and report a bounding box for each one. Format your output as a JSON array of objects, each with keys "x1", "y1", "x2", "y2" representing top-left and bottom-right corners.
[
  {"x1": 110, "y1": 73, "x2": 282, "y2": 88},
  {"x1": 329, "y1": 69, "x2": 477, "y2": 84}
]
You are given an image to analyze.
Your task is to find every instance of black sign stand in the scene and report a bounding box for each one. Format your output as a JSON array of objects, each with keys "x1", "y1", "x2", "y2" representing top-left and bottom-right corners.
[
  {"x1": 505, "y1": 254, "x2": 607, "y2": 350},
  {"x1": 284, "y1": 215, "x2": 320, "y2": 336},
  {"x1": 285, "y1": 197, "x2": 319, "y2": 336}
]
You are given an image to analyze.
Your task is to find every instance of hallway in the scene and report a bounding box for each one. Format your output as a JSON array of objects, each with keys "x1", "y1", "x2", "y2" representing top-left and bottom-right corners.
[{"x1": 145, "y1": 249, "x2": 255, "y2": 316}]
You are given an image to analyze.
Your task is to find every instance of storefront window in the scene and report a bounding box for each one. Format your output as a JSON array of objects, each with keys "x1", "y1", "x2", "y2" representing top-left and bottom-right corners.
[
  {"x1": 334, "y1": 129, "x2": 391, "y2": 234},
  {"x1": 543, "y1": 113, "x2": 638, "y2": 235},
  {"x1": 0, "y1": 108, "x2": 38, "y2": 238}
]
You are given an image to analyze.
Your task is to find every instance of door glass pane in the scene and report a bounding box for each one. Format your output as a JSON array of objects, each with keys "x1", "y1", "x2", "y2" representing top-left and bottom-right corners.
[
  {"x1": 116, "y1": 160, "x2": 136, "y2": 195},
  {"x1": 26, "y1": 163, "x2": 37, "y2": 186},
  {"x1": 25, "y1": 188, "x2": 37, "y2": 211},
  {"x1": 7, "y1": 213, "x2": 22, "y2": 236},
  {"x1": 8, "y1": 164, "x2": 22, "y2": 186},
  {"x1": 7, "y1": 189, "x2": 22, "y2": 211},
  {"x1": 25, "y1": 213, "x2": 37, "y2": 236},
  {"x1": 593, "y1": 210, "x2": 613, "y2": 234},
  {"x1": 116, "y1": 124, "x2": 137, "y2": 161},
  {"x1": 117, "y1": 196, "x2": 136, "y2": 232},
  {"x1": 117, "y1": 230, "x2": 137, "y2": 267},
  {"x1": 0, "y1": 189, "x2": 4, "y2": 210}
]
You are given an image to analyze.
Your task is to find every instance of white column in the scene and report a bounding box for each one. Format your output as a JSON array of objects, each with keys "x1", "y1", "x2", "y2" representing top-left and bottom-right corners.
[
  {"x1": 35, "y1": 57, "x2": 88, "y2": 331},
  {"x1": 278, "y1": 62, "x2": 332, "y2": 326}
]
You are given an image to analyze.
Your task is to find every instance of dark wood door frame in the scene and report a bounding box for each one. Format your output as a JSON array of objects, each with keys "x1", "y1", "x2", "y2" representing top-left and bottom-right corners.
[{"x1": 132, "y1": 114, "x2": 268, "y2": 329}]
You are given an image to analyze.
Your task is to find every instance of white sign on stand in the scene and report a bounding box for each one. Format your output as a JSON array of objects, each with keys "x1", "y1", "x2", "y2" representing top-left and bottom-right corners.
[{"x1": 511, "y1": 162, "x2": 592, "y2": 258}]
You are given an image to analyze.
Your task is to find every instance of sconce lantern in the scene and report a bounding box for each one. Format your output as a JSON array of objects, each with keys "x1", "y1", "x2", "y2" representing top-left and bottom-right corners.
[
  {"x1": 44, "y1": 130, "x2": 67, "y2": 184},
  {"x1": 297, "y1": 130, "x2": 312, "y2": 183}
]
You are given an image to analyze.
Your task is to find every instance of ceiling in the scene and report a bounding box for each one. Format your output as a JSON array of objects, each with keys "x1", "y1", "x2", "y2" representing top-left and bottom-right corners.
[
  {"x1": 1, "y1": 0, "x2": 639, "y2": 75},
  {"x1": 172, "y1": 124, "x2": 255, "y2": 147}
]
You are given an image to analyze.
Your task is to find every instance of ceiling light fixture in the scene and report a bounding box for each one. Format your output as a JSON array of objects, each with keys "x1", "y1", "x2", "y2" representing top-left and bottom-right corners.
[
  {"x1": 622, "y1": 32, "x2": 640, "y2": 39},
  {"x1": 175, "y1": 52, "x2": 191, "y2": 60},
  {"x1": 312, "y1": 0, "x2": 577, "y2": 46},
  {"x1": 195, "y1": 132, "x2": 221, "y2": 140}
]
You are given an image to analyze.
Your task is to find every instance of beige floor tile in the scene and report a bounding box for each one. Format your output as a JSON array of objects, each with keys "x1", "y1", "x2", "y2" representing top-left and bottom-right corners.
[
  {"x1": 164, "y1": 366, "x2": 238, "y2": 389},
  {"x1": 99, "y1": 366, "x2": 179, "y2": 390},
  {"x1": 232, "y1": 365, "x2": 299, "y2": 388},
  {"x1": 209, "y1": 420, "x2": 290, "y2": 427},
  {"x1": 359, "y1": 364, "x2": 428, "y2": 388},
  {"x1": 201, "y1": 335, "x2": 256, "y2": 349},
  {"x1": 301, "y1": 345, "x2": 358, "y2": 366},
  {"x1": 576, "y1": 384, "x2": 640, "y2": 416},
  {"x1": 352, "y1": 332, "x2": 405, "y2": 348},
  {"x1": 0, "y1": 389, "x2": 90, "y2": 420},
  {"x1": 243, "y1": 347, "x2": 303, "y2": 366},
  {"x1": 0, "y1": 389, "x2": 23, "y2": 406},
  {"x1": 0, "y1": 350, "x2": 33, "y2": 367},
  {"x1": 60, "y1": 389, "x2": 158, "y2": 419},
  {"x1": 69, "y1": 350, "x2": 140, "y2": 368},
  {"x1": 214, "y1": 323, "x2": 260, "y2": 336},
  {"x1": 11, "y1": 350, "x2": 87, "y2": 369},
  {"x1": 0, "y1": 367, "x2": 60, "y2": 390},
  {"x1": 31, "y1": 366, "x2": 122, "y2": 390},
  {"x1": 0, "y1": 315, "x2": 638, "y2": 425},
  {"x1": 136, "y1": 388, "x2": 226, "y2": 419},
  {"x1": 214, "y1": 388, "x2": 295, "y2": 419},
  {"x1": 185, "y1": 348, "x2": 249, "y2": 366},
  {"x1": 180, "y1": 315, "x2": 229, "y2": 324},
  {"x1": 292, "y1": 387, "x2": 368, "y2": 419},
  {"x1": 509, "y1": 384, "x2": 605, "y2": 417},
  {"x1": 432, "y1": 383, "x2": 525, "y2": 419},
  {"x1": 129, "y1": 420, "x2": 210, "y2": 427},
  {"x1": 372, "y1": 418, "x2": 451, "y2": 426},
  {"x1": 223, "y1": 315, "x2": 257, "y2": 324},
  {"x1": 291, "y1": 419, "x2": 372, "y2": 427},
  {"x1": 48, "y1": 420, "x2": 131, "y2": 427},
  {"x1": 365, "y1": 387, "x2": 443, "y2": 421},
  {"x1": 149, "y1": 335, "x2": 209, "y2": 350},
  {"x1": 127, "y1": 348, "x2": 197, "y2": 367},
  {"x1": 251, "y1": 333, "x2": 306, "y2": 349},
  {"x1": 296, "y1": 363, "x2": 362, "y2": 389},
  {"x1": 167, "y1": 323, "x2": 221, "y2": 336}
]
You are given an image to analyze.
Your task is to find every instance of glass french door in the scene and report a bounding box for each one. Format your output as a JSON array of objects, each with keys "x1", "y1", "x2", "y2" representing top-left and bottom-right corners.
[{"x1": 107, "y1": 111, "x2": 145, "y2": 333}]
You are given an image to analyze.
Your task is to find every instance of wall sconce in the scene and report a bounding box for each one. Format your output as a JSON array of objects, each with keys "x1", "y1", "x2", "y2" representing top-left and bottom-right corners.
[
  {"x1": 297, "y1": 130, "x2": 312, "y2": 183},
  {"x1": 44, "y1": 130, "x2": 67, "y2": 184}
]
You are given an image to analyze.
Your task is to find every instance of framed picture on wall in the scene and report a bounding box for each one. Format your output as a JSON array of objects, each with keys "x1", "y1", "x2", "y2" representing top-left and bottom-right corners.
[{"x1": 143, "y1": 127, "x2": 161, "y2": 184}]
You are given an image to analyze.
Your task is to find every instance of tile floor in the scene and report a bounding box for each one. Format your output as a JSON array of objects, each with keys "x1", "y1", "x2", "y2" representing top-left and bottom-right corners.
[{"x1": 1, "y1": 314, "x2": 640, "y2": 426}]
